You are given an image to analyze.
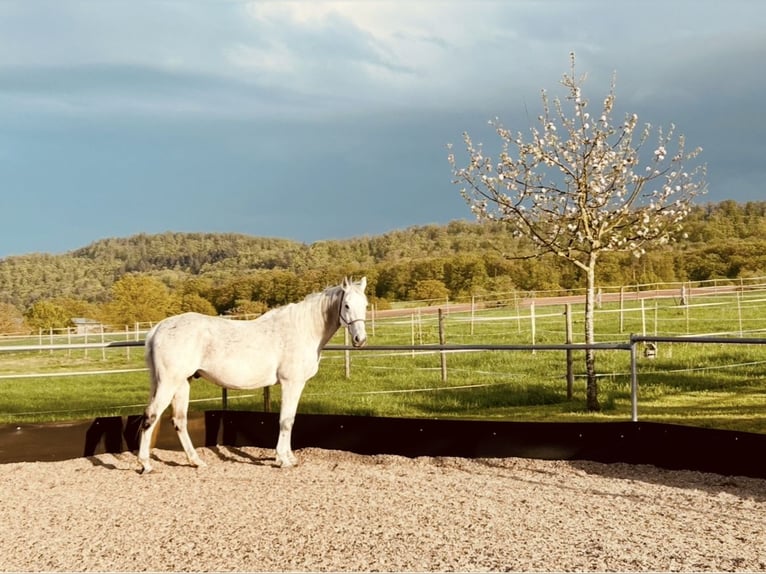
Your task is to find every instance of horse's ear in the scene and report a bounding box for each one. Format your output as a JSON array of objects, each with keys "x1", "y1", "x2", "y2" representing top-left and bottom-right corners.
[
  {"x1": 342, "y1": 277, "x2": 351, "y2": 290},
  {"x1": 359, "y1": 276, "x2": 367, "y2": 291}
]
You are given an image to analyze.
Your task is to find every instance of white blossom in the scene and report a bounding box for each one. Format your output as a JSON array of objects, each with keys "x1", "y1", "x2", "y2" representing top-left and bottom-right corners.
[{"x1": 448, "y1": 55, "x2": 706, "y2": 318}]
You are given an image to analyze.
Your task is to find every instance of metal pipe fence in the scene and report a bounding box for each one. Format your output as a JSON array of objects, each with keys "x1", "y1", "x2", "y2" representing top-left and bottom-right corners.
[{"x1": 2, "y1": 334, "x2": 765, "y2": 424}]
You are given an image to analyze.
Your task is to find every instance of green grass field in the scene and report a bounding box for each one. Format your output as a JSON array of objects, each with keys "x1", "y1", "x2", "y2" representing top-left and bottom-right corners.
[{"x1": 1, "y1": 290, "x2": 765, "y2": 433}]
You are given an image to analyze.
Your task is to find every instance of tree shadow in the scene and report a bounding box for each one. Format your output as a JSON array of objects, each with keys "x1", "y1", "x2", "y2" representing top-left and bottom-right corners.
[{"x1": 568, "y1": 458, "x2": 766, "y2": 503}]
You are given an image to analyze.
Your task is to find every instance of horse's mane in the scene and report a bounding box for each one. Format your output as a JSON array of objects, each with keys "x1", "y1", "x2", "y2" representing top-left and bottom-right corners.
[
  {"x1": 311, "y1": 284, "x2": 344, "y2": 317},
  {"x1": 258, "y1": 284, "x2": 342, "y2": 323}
]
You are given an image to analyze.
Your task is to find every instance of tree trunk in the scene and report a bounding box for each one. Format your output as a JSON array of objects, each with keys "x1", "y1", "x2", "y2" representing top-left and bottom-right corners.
[{"x1": 584, "y1": 255, "x2": 600, "y2": 411}]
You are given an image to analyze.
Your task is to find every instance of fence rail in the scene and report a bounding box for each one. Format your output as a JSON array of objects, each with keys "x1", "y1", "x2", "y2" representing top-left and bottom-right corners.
[{"x1": 4, "y1": 274, "x2": 766, "y2": 341}]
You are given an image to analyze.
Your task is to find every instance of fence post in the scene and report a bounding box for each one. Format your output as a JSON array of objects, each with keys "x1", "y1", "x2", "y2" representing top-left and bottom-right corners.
[
  {"x1": 263, "y1": 387, "x2": 271, "y2": 412},
  {"x1": 630, "y1": 336, "x2": 639, "y2": 422},
  {"x1": 619, "y1": 287, "x2": 625, "y2": 333},
  {"x1": 685, "y1": 295, "x2": 690, "y2": 334},
  {"x1": 565, "y1": 304, "x2": 573, "y2": 400},
  {"x1": 470, "y1": 295, "x2": 475, "y2": 336},
  {"x1": 530, "y1": 302, "x2": 536, "y2": 354},
  {"x1": 222, "y1": 388, "x2": 228, "y2": 410},
  {"x1": 737, "y1": 291, "x2": 743, "y2": 336},
  {"x1": 438, "y1": 308, "x2": 447, "y2": 383},
  {"x1": 344, "y1": 328, "x2": 351, "y2": 379},
  {"x1": 371, "y1": 304, "x2": 376, "y2": 337}
]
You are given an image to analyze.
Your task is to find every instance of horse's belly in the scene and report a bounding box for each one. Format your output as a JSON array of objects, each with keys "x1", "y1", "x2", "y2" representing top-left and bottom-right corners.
[{"x1": 197, "y1": 361, "x2": 278, "y2": 390}]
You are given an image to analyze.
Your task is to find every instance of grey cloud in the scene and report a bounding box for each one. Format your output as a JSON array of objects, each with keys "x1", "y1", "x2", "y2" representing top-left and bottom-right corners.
[
  {"x1": 1, "y1": 0, "x2": 765, "y2": 258},
  {"x1": 0, "y1": 63, "x2": 359, "y2": 121}
]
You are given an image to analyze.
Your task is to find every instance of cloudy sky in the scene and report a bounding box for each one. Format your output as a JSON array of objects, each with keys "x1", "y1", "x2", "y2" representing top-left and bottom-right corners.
[{"x1": 1, "y1": 1, "x2": 764, "y2": 258}]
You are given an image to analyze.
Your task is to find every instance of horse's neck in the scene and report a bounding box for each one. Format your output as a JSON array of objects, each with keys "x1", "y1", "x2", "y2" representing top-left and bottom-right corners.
[{"x1": 315, "y1": 287, "x2": 342, "y2": 347}]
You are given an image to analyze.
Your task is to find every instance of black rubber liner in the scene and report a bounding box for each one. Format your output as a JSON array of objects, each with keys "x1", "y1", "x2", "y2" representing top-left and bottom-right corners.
[
  {"x1": 209, "y1": 411, "x2": 766, "y2": 479},
  {"x1": 1, "y1": 411, "x2": 764, "y2": 479}
]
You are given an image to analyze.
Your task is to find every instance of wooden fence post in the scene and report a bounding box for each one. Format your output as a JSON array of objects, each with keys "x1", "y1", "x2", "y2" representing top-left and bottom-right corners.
[
  {"x1": 530, "y1": 302, "x2": 536, "y2": 354},
  {"x1": 685, "y1": 293, "x2": 690, "y2": 334},
  {"x1": 370, "y1": 304, "x2": 376, "y2": 337},
  {"x1": 565, "y1": 304, "x2": 573, "y2": 400},
  {"x1": 263, "y1": 387, "x2": 271, "y2": 412},
  {"x1": 619, "y1": 286, "x2": 625, "y2": 333},
  {"x1": 438, "y1": 308, "x2": 447, "y2": 383},
  {"x1": 737, "y1": 290, "x2": 743, "y2": 336},
  {"x1": 344, "y1": 328, "x2": 351, "y2": 379}
]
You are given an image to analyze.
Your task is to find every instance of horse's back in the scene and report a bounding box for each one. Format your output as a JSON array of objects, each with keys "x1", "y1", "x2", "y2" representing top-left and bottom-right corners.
[
  {"x1": 148, "y1": 312, "x2": 219, "y2": 345},
  {"x1": 147, "y1": 312, "x2": 284, "y2": 389},
  {"x1": 146, "y1": 313, "x2": 225, "y2": 372}
]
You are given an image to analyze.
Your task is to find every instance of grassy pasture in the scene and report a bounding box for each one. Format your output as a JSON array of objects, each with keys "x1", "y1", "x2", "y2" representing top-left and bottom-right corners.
[{"x1": 1, "y1": 290, "x2": 765, "y2": 433}]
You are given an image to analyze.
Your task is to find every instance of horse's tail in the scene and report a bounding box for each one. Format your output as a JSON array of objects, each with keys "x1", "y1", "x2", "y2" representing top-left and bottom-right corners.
[{"x1": 142, "y1": 324, "x2": 161, "y2": 431}]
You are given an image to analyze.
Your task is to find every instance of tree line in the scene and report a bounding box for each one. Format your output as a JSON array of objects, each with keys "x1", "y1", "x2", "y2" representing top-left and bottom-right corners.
[{"x1": 1, "y1": 199, "x2": 765, "y2": 333}]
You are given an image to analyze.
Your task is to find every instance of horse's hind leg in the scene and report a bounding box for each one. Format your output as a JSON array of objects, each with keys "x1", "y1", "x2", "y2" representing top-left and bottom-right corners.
[
  {"x1": 171, "y1": 379, "x2": 206, "y2": 468},
  {"x1": 138, "y1": 382, "x2": 177, "y2": 474}
]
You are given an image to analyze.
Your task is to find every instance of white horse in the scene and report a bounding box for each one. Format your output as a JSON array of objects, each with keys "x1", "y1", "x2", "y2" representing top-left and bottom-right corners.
[{"x1": 137, "y1": 276, "x2": 368, "y2": 473}]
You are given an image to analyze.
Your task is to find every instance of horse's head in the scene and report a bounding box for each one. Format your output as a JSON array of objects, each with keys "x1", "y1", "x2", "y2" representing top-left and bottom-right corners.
[{"x1": 340, "y1": 276, "x2": 368, "y2": 347}]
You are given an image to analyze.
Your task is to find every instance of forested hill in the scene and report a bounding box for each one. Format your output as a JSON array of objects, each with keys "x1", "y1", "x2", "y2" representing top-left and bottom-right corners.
[
  {"x1": 1, "y1": 199, "x2": 766, "y2": 312},
  {"x1": 0, "y1": 221, "x2": 520, "y2": 309}
]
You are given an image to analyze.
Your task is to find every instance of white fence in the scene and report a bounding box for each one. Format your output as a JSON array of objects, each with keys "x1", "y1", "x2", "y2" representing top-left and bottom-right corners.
[{"x1": 2, "y1": 278, "x2": 766, "y2": 423}]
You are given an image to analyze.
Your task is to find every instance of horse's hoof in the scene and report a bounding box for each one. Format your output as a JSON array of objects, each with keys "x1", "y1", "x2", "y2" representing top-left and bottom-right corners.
[
  {"x1": 191, "y1": 458, "x2": 207, "y2": 469},
  {"x1": 139, "y1": 465, "x2": 153, "y2": 475},
  {"x1": 278, "y1": 455, "x2": 298, "y2": 468}
]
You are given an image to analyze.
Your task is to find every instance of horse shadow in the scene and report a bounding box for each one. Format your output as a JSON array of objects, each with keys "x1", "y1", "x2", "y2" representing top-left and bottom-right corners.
[
  {"x1": 82, "y1": 415, "x2": 280, "y2": 472},
  {"x1": 85, "y1": 455, "x2": 127, "y2": 471},
  {"x1": 208, "y1": 445, "x2": 276, "y2": 467}
]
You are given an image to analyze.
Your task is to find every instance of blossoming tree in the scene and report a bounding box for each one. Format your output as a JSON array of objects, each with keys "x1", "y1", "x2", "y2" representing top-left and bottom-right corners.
[{"x1": 448, "y1": 54, "x2": 707, "y2": 411}]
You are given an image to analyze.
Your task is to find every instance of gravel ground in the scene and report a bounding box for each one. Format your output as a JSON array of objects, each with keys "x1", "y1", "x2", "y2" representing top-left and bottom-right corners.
[{"x1": 1, "y1": 446, "x2": 764, "y2": 572}]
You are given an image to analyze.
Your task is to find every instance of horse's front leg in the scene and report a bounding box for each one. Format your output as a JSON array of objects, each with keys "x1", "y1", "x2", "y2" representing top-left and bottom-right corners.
[{"x1": 275, "y1": 379, "x2": 306, "y2": 468}]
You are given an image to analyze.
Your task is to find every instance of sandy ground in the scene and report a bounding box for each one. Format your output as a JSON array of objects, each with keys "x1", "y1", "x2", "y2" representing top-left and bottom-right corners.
[{"x1": 0, "y1": 446, "x2": 764, "y2": 572}]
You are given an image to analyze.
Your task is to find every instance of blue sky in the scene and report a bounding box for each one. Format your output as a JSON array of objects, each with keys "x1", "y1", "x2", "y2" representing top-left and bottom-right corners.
[{"x1": 1, "y1": 1, "x2": 764, "y2": 258}]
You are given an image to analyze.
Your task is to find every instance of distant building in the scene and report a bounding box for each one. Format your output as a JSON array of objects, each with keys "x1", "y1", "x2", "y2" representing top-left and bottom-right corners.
[{"x1": 71, "y1": 318, "x2": 104, "y2": 335}]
